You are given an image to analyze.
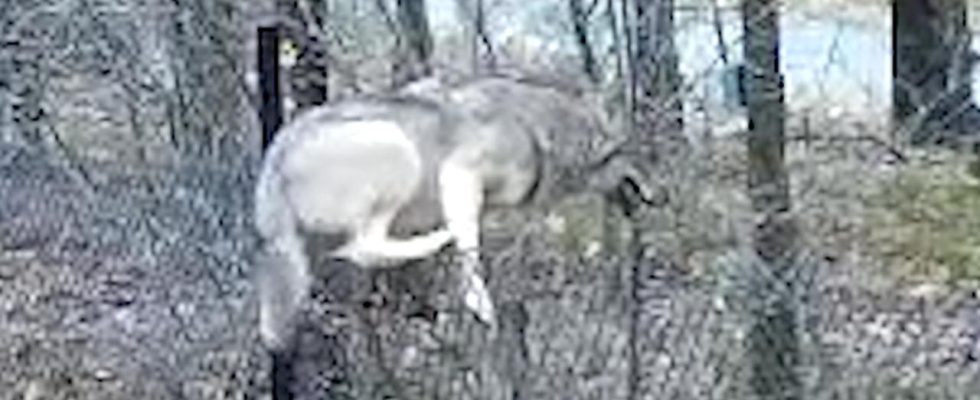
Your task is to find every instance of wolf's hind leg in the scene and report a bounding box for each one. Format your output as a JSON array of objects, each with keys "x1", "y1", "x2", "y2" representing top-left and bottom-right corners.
[
  {"x1": 257, "y1": 231, "x2": 311, "y2": 400},
  {"x1": 258, "y1": 231, "x2": 311, "y2": 350}
]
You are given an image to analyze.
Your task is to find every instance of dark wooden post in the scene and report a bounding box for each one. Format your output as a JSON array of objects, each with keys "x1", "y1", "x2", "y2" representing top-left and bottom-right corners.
[
  {"x1": 258, "y1": 24, "x2": 292, "y2": 399},
  {"x1": 258, "y1": 24, "x2": 283, "y2": 149}
]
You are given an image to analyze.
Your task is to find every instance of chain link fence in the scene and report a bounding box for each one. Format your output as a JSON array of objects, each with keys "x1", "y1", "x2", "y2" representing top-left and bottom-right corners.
[{"x1": 2, "y1": 1, "x2": 980, "y2": 399}]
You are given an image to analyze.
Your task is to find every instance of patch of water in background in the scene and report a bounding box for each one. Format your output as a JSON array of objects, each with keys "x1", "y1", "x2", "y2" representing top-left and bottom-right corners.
[
  {"x1": 677, "y1": 6, "x2": 895, "y2": 137},
  {"x1": 428, "y1": 1, "x2": 980, "y2": 137}
]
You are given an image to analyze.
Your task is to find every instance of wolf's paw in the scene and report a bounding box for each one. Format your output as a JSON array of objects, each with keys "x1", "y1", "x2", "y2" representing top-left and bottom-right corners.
[{"x1": 462, "y1": 272, "x2": 497, "y2": 329}]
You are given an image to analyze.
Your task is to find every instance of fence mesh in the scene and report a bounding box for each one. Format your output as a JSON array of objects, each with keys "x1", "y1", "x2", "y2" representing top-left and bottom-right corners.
[{"x1": 2, "y1": 1, "x2": 980, "y2": 399}]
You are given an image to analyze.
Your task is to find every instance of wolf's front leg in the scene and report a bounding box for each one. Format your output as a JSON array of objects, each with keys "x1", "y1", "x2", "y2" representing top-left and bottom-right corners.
[
  {"x1": 458, "y1": 247, "x2": 495, "y2": 328},
  {"x1": 438, "y1": 162, "x2": 497, "y2": 328}
]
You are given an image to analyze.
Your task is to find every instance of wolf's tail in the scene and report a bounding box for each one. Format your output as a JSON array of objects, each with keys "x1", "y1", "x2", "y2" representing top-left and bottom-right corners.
[{"x1": 254, "y1": 157, "x2": 311, "y2": 352}]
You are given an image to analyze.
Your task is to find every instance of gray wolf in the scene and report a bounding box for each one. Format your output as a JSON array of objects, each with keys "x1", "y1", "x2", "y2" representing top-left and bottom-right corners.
[{"x1": 253, "y1": 75, "x2": 647, "y2": 399}]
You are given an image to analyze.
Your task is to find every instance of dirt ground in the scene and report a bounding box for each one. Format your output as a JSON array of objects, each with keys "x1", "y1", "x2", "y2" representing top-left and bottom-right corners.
[{"x1": 4, "y1": 127, "x2": 980, "y2": 399}]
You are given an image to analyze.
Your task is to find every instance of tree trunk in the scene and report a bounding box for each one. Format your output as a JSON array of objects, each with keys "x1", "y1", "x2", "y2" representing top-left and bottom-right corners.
[
  {"x1": 166, "y1": 1, "x2": 248, "y2": 160},
  {"x1": 893, "y1": 0, "x2": 977, "y2": 145},
  {"x1": 278, "y1": 0, "x2": 329, "y2": 113},
  {"x1": 7, "y1": 36, "x2": 44, "y2": 147},
  {"x1": 473, "y1": 0, "x2": 495, "y2": 70},
  {"x1": 393, "y1": 0, "x2": 434, "y2": 87},
  {"x1": 741, "y1": 0, "x2": 801, "y2": 399},
  {"x1": 569, "y1": 0, "x2": 600, "y2": 83},
  {"x1": 456, "y1": 0, "x2": 495, "y2": 72},
  {"x1": 632, "y1": 0, "x2": 682, "y2": 144}
]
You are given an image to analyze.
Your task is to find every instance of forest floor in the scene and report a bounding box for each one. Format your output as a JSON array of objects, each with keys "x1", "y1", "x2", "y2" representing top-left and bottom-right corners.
[
  {"x1": 3, "y1": 111, "x2": 980, "y2": 399},
  {"x1": 5, "y1": 0, "x2": 980, "y2": 398}
]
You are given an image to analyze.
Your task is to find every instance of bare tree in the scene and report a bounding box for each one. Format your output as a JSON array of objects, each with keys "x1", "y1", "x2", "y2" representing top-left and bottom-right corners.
[
  {"x1": 455, "y1": 0, "x2": 496, "y2": 72},
  {"x1": 569, "y1": 0, "x2": 601, "y2": 83},
  {"x1": 632, "y1": 0, "x2": 682, "y2": 141},
  {"x1": 893, "y1": 0, "x2": 979, "y2": 145},
  {"x1": 3, "y1": 1, "x2": 49, "y2": 150},
  {"x1": 393, "y1": 0, "x2": 434, "y2": 86},
  {"x1": 741, "y1": 0, "x2": 800, "y2": 399},
  {"x1": 6, "y1": 30, "x2": 44, "y2": 148},
  {"x1": 605, "y1": 0, "x2": 628, "y2": 110},
  {"x1": 165, "y1": 0, "x2": 250, "y2": 160}
]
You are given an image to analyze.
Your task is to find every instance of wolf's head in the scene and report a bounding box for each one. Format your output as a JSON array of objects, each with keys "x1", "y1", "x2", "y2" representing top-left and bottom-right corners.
[{"x1": 402, "y1": 74, "x2": 658, "y2": 213}]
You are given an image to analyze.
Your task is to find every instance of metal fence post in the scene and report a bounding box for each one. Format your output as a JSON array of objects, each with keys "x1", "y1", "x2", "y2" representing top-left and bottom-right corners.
[{"x1": 258, "y1": 24, "x2": 283, "y2": 150}]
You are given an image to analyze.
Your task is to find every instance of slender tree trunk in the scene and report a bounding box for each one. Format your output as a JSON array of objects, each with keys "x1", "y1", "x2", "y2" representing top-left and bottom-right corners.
[
  {"x1": 473, "y1": 0, "x2": 495, "y2": 70},
  {"x1": 607, "y1": 0, "x2": 625, "y2": 100},
  {"x1": 622, "y1": 0, "x2": 636, "y2": 134},
  {"x1": 893, "y1": 0, "x2": 977, "y2": 145},
  {"x1": 393, "y1": 0, "x2": 434, "y2": 86},
  {"x1": 633, "y1": 0, "x2": 682, "y2": 142},
  {"x1": 569, "y1": 0, "x2": 600, "y2": 83},
  {"x1": 457, "y1": 0, "x2": 495, "y2": 72},
  {"x1": 741, "y1": 1, "x2": 800, "y2": 399},
  {"x1": 7, "y1": 36, "x2": 44, "y2": 147},
  {"x1": 0, "y1": 5, "x2": 22, "y2": 145}
]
